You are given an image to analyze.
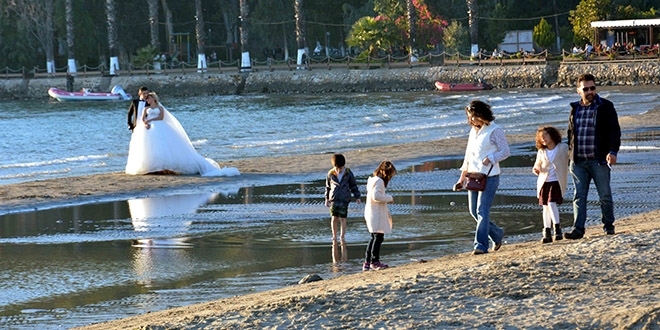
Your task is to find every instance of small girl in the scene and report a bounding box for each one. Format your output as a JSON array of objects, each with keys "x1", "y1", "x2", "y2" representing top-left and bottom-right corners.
[
  {"x1": 363, "y1": 160, "x2": 396, "y2": 271},
  {"x1": 532, "y1": 126, "x2": 569, "y2": 243}
]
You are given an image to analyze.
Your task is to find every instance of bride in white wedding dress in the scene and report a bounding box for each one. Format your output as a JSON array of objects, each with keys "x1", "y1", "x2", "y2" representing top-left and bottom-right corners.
[{"x1": 125, "y1": 92, "x2": 240, "y2": 177}]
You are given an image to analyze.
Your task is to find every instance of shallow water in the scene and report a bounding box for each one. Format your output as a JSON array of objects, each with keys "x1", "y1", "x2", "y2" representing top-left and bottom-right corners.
[
  {"x1": 2, "y1": 141, "x2": 660, "y2": 328},
  {"x1": 1, "y1": 89, "x2": 660, "y2": 328}
]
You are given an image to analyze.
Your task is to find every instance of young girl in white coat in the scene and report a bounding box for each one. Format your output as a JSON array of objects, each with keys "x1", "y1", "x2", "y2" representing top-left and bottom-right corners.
[
  {"x1": 533, "y1": 126, "x2": 569, "y2": 243},
  {"x1": 363, "y1": 160, "x2": 396, "y2": 271}
]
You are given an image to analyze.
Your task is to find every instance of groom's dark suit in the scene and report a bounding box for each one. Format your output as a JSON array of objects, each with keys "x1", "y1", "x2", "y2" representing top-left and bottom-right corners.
[{"x1": 127, "y1": 99, "x2": 144, "y2": 131}]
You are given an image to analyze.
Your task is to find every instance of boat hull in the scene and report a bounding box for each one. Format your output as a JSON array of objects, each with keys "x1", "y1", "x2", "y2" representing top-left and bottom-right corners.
[
  {"x1": 48, "y1": 86, "x2": 131, "y2": 101},
  {"x1": 434, "y1": 81, "x2": 493, "y2": 92}
]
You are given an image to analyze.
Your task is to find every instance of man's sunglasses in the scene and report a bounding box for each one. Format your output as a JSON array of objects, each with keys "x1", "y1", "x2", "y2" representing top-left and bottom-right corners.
[{"x1": 581, "y1": 86, "x2": 596, "y2": 92}]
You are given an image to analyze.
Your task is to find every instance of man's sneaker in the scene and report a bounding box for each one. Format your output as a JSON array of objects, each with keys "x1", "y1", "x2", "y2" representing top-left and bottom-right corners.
[
  {"x1": 362, "y1": 262, "x2": 370, "y2": 271},
  {"x1": 370, "y1": 261, "x2": 389, "y2": 270},
  {"x1": 605, "y1": 227, "x2": 615, "y2": 235},
  {"x1": 564, "y1": 230, "x2": 584, "y2": 240},
  {"x1": 473, "y1": 248, "x2": 487, "y2": 255}
]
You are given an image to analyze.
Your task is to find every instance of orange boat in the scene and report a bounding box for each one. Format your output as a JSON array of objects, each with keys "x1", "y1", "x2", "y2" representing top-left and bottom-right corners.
[{"x1": 434, "y1": 81, "x2": 493, "y2": 92}]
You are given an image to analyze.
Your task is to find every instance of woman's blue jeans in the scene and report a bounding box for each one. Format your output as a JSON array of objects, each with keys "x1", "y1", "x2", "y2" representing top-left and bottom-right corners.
[
  {"x1": 570, "y1": 158, "x2": 614, "y2": 234},
  {"x1": 468, "y1": 175, "x2": 504, "y2": 252}
]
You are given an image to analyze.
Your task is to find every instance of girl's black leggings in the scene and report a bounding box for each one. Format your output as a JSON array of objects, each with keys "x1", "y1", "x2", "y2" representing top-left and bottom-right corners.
[{"x1": 365, "y1": 232, "x2": 384, "y2": 263}]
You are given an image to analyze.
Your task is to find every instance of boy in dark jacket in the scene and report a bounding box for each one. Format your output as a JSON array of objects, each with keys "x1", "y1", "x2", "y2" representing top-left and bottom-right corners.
[{"x1": 325, "y1": 154, "x2": 361, "y2": 242}]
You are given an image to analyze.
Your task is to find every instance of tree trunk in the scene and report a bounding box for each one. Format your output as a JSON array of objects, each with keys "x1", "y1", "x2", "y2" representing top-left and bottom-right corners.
[
  {"x1": 239, "y1": 0, "x2": 251, "y2": 70},
  {"x1": 195, "y1": 0, "x2": 207, "y2": 71},
  {"x1": 406, "y1": 0, "x2": 416, "y2": 55},
  {"x1": 466, "y1": 0, "x2": 478, "y2": 55},
  {"x1": 44, "y1": 0, "x2": 55, "y2": 74},
  {"x1": 161, "y1": 0, "x2": 174, "y2": 56},
  {"x1": 106, "y1": 0, "x2": 120, "y2": 74},
  {"x1": 148, "y1": 0, "x2": 160, "y2": 51},
  {"x1": 65, "y1": 0, "x2": 76, "y2": 74},
  {"x1": 294, "y1": 0, "x2": 306, "y2": 67},
  {"x1": 5, "y1": 0, "x2": 56, "y2": 74}
]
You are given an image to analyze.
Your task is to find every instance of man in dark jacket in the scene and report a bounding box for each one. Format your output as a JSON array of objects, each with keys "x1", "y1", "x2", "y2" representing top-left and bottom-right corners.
[
  {"x1": 564, "y1": 73, "x2": 621, "y2": 239},
  {"x1": 127, "y1": 86, "x2": 149, "y2": 131}
]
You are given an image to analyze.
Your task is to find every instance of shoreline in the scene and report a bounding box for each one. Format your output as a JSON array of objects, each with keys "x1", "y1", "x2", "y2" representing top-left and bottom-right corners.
[
  {"x1": 3, "y1": 61, "x2": 660, "y2": 100},
  {"x1": 3, "y1": 104, "x2": 660, "y2": 329},
  {"x1": 73, "y1": 208, "x2": 660, "y2": 329},
  {"x1": 0, "y1": 132, "x2": 537, "y2": 213}
]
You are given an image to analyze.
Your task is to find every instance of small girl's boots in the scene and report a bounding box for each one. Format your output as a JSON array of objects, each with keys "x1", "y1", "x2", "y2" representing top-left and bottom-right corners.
[
  {"x1": 542, "y1": 228, "x2": 553, "y2": 244},
  {"x1": 554, "y1": 224, "x2": 563, "y2": 241}
]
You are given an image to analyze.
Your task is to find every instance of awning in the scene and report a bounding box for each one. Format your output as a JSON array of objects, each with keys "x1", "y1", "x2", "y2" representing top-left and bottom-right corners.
[{"x1": 591, "y1": 19, "x2": 660, "y2": 28}]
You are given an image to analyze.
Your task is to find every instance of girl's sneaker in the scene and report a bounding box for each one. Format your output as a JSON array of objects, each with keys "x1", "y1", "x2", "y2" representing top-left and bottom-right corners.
[
  {"x1": 362, "y1": 262, "x2": 371, "y2": 271},
  {"x1": 370, "y1": 261, "x2": 388, "y2": 270}
]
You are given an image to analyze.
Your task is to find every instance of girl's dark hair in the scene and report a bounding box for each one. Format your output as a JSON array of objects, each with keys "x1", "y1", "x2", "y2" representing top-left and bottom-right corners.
[
  {"x1": 465, "y1": 100, "x2": 495, "y2": 123},
  {"x1": 535, "y1": 126, "x2": 562, "y2": 149},
  {"x1": 373, "y1": 160, "x2": 397, "y2": 187}
]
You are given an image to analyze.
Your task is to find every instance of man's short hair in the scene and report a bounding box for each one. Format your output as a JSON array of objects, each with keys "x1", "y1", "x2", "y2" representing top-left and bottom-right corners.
[{"x1": 577, "y1": 73, "x2": 595, "y2": 85}]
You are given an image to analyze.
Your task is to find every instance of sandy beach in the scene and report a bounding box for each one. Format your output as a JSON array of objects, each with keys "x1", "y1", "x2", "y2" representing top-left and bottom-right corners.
[{"x1": 2, "y1": 108, "x2": 659, "y2": 329}]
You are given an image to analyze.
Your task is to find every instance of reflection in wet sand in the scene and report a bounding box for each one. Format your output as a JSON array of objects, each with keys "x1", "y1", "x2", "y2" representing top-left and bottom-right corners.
[
  {"x1": 332, "y1": 240, "x2": 348, "y2": 264},
  {"x1": 129, "y1": 193, "x2": 218, "y2": 287},
  {"x1": 129, "y1": 192, "x2": 217, "y2": 244}
]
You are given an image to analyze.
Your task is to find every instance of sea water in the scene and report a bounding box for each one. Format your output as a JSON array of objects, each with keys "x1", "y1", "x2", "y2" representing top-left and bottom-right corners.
[
  {"x1": 1, "y1": 87, "x2": 660, "y2": 329},
  {"x1": 2, "y1": 87, "x2": 659, "y2": 185}
]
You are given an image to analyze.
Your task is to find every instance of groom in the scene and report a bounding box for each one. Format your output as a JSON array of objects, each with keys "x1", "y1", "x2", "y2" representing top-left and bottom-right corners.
[{"x1": 127, "y1": 86, "x2": 150, "y2": 131}]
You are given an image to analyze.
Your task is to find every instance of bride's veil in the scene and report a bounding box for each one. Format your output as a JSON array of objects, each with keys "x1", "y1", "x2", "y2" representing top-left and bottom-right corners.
[{"x1": 160, "y1": 106, "x2": 195, "y2": 148}]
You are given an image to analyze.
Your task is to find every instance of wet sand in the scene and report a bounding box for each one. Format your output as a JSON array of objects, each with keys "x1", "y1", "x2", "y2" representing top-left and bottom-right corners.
[{"x1": 2, "y1": 109, "x2": 660, "y2": 329}]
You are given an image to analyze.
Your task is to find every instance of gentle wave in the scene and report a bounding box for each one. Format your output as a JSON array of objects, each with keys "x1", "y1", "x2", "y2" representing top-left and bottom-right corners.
[{"x1": 0, "y1": 154, "x2": 109, "y2": 169}]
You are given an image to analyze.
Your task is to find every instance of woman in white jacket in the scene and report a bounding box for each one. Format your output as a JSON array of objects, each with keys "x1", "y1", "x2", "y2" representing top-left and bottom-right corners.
[
  {"x1": 533, "y1": 126, "x2": 569, "y2": 243},
  {"x1": 363, "y1": 160, "x2": 397, "y2": 271}
]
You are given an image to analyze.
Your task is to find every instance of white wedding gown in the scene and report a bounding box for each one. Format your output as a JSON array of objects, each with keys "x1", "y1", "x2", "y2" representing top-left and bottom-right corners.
[{"x1": 125, "y1": 105, "x2": 240, "y2": 177}]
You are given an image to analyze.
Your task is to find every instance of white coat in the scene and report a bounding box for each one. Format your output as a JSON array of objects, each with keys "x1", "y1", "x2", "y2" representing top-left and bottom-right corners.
[
  {"x1": 534, "y1": 142, "x2": 569, "y2": 198},
  {"x1": 364, "y1": 176, "x2": 393, "y2": 234}
]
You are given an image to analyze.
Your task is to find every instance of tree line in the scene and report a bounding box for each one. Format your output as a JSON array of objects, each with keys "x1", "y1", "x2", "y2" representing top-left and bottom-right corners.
[{"x1": 0, "y1": 0, "x2": 658, "y2": 72}]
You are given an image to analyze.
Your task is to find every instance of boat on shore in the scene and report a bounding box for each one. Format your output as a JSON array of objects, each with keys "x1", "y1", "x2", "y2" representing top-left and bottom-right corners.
[
  {"x1": 434, "y1": 81, "x2": 493, "y2": 92},
  {"x1": 48, "y1": 85, "x2": 131, "y2": 101}
]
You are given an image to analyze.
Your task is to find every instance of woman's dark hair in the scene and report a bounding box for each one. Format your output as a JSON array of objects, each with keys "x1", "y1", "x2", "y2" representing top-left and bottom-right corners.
[
  {"x1": 465, "y1": 100, "x2": 495, "y2": 123},
  {"x1": 535, "y1": 126, "x2": 562, "y2": 149},
  {"x1": 373, "y1": 160, "x2": 397, "y2": 187}
]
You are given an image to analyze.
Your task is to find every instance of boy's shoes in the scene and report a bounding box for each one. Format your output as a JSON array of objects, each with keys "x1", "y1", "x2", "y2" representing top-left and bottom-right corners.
[
  {"x1": 604, "y1": 226, "x2": 615, "y2": 235},
  {"x1": 362, "y1": 262, "x2": 370, "y2": 271},
  {"x1": 370, "y1": 261, "x2": 389, "y2": 270}
]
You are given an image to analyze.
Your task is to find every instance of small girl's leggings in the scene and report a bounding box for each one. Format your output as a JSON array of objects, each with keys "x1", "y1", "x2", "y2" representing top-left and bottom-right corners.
[{"x1": 365, "y1": 232, "x2": 384, "y2": 263}]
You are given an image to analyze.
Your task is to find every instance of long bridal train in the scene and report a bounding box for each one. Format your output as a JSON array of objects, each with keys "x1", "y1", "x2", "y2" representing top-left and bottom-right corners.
[{"x1": 125, "y1": 100, "x2": 239, "y2": 177}]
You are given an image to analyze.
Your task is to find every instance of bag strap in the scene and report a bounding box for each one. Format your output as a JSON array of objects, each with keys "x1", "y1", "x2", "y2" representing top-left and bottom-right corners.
[{"x1": 486, "y1": 164, "x2": 494, "y2": 176}]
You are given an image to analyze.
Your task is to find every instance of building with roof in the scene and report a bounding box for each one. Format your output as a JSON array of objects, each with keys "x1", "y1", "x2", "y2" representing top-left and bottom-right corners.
[{"x1": 591, "y1": 18, "x2": 660, "y2": 48}]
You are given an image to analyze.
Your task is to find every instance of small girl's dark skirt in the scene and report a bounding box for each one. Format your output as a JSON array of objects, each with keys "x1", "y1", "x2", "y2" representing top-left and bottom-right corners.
[{"x1": 539, "y1": 181, "x2": 563, "y2": 205}]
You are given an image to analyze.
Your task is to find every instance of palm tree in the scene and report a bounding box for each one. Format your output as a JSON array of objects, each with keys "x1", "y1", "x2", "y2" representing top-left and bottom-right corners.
[
  {"x1": 466, "y1": 0, "x2": 478, "y2": 55},
  {"x1": 195, "y1": 0, "x2": 208, "y2": 72},
  {"x1": 148, "y1": 0, "x2": 160, "y2": 51},
  {"x1": 44, "y1": 0, "x2": 55, "y2": 75},
  {"x1": 294, "y1": 0, "x2": 306, "y2": 68},
  {"x1": 406, "y1": 0, "x2": 416, "y2": 56},
  {"x1": 161, "y1": 0, "x2": 174, "y2": 56},
  {"x1": 106, "y1": 0, "x2": 120, "y2": 74},
  {"x1": 239, "y1": 0, "x2": 251, "y2": 71},
  {"x1": 65, "y1": 0, "x2": 76, "y2": 74}
]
